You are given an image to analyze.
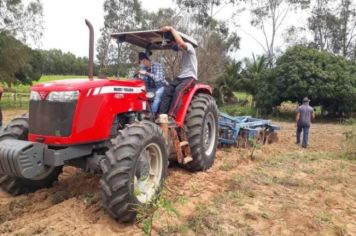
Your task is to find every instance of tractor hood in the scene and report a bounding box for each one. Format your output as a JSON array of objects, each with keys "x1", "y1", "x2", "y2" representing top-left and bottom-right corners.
[{"x1": 31, "y1": 78, "x2": 145, "y2": 92}]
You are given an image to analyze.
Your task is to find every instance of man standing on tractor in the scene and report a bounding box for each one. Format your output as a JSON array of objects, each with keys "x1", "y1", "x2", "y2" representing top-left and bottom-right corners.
[
  {"x1": 137, "y1": 52, "x2": 167, "y2": 113},
  {"x1": 296, "y1": 97, "x2": 315, "y2": 148},
  {"x1": 159, "y1": 26, "x2": 197, "y2": 120}
]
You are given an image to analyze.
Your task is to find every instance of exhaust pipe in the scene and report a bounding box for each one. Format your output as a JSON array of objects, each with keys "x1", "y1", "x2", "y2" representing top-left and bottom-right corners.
[{"x1": 85, "y1": 19, "x2": 94, "y2": 79}]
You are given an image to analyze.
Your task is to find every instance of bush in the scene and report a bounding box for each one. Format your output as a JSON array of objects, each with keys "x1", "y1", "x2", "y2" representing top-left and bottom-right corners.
[{"x1": 255, "y1": 46, "x2": 356, "y2": 116}]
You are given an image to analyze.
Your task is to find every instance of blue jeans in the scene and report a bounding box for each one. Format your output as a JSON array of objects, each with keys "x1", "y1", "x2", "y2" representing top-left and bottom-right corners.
[
  {"x1": 296, "y1": 125, "x2": 310, "y2": 147},
  {"x1": 150, "y1": 86, "x2": 165, "y2": 113}
]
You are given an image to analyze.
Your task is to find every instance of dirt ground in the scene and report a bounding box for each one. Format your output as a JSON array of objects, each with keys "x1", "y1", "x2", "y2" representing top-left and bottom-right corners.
[{"x1": 0, "y1": 110, "x2": 355, "y2": 236}]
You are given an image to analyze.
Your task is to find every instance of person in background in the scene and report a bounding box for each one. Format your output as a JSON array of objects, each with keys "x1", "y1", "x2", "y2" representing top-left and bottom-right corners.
[
  {"x1": 137, "y1": 52, "x2": 167, "y2": 113},
  {"x1": 296, "y1": 97, "x2": 315, "y2": 148},
  {"x1": 159, "y1": 26, "x2": 197, "y2": 121}
]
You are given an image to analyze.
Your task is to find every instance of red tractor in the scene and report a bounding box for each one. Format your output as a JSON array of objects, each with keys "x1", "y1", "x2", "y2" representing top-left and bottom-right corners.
[{"x1": 0, "y1": 20, "x2": 218, "y2": 222}]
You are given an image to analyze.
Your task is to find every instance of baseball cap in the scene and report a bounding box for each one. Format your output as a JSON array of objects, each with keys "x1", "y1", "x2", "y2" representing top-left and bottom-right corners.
[
  {"x1": 303, "y1": 97, "x2": 310, "y2": 103},
  {"x1": 138, "y1": 52, "x2": 150, "y2": 61}
]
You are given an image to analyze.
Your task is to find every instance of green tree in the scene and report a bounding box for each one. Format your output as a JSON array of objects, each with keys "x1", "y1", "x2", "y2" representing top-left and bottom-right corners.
[
  {"x1": 255, "y1": 45, "x2": 356, "y2": 116},
  {"x1": 213, "y1": 61, "x2": 243, "y2": 105},
  {"x1": 15, "y1": 49, "x2": 43, "y2": 85},
  {"x1": 39, "y1": 49, "x2": 94, "y2": 76},
  {"x1": 240, "y1": 55, "x2": 268, "y2": 101},
  {"x1": 0, "y1": 32, "x2": 31, "y2": 86}
]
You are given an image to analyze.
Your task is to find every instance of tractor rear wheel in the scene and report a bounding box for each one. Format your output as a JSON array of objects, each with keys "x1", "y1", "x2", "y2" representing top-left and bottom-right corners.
[
  {"x1": 184, "y1": 93, "x2": 219, "y2": 171},
  {"x1": 100, "y1": 120, "x2": 168, "y2": 223},
  {"x1": 0, "y1": 115, "x2": 62, "y2": 196}
]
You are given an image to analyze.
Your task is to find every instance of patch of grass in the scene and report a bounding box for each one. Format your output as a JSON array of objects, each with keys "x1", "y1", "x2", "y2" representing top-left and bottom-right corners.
[
  {"x1": 8, "y1": 199, "x2": 27, "y2": 212},
  {"x1": 302, "y1": 168, "x2": 316, "y2": 175},
  {"x1": 272, "y1": 176, "x2": 304, "y2": 187},
  {"x1": 224, "y1": 190, "x2": 246, "y2": 206},
  {"x1": 176, "y1": 196, "x2": 189, "y2": 205},
  {"x1": 158, "y1": 224, "x2": 189, "y2": 235},
  {"x1": 315, "y1": 212, "x2": 332, "y2": 225},
  {"x1": 233, "y1": 91, "x2": 252, "y2": 101},
  {"x1": 188, "y1": 182, "x2": 202, "y2": 194},
  {"x1": 334, "y1": 225, "x2": 347, "y2": 236},
  {"x1": 219, "y1": 162, "x2": 236, "y2": 171},
  {"x1": 80, "y1": 192, "x2": 100, "y2": 206},
  {"x1": 213, "y1": 174, "x2": 253, "y2": 206},
  {"x1": 226, "y1": 174, "x2": 245, "y2": 191},
  {"x1": 321, "y1": 174, "x2": 348, "y2": 185},
  {"x1": 251, "y1": 169, "x2": 274, "y2": 185},
  {"x1": 220, "y1": 104, "x2": 256, "y2": 116},
  {"x1": 135, "y1": 189, "x2": 180, "y2": 236},
  {"x1": 187, "y1": 204, "x2": 221, "y2": 234},
  {"x1": 343, "y1": 125, "x2": 356, "y2": 160},
  {"x1": 32, "y1": 226, "x2": 48, "y2": 235},
  {"x1": 50, "y1": 190, "x2": 72, "y2": 204}
]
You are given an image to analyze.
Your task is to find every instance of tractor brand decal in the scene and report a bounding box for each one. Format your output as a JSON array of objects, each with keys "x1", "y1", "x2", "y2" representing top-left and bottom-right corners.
[
  {"x1": 87, "y1": 86, "x2": 145, "y2": 96},
  {"x1": 97, "y1": 86, "x2": 145, "y2": 95}
]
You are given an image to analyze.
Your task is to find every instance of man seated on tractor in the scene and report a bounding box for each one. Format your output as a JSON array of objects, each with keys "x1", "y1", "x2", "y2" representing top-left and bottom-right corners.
[
  {"x1": 137, "y1": 52, "x2": 167, "y2": 113},
  {"x1": 159, "y1": 26, "x2": 197, "y2": 121}
]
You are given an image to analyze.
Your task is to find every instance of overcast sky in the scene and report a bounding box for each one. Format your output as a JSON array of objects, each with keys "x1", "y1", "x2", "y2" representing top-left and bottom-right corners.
[{"x1": 39, "y1": 0, "x2": 305, "y2": 60}]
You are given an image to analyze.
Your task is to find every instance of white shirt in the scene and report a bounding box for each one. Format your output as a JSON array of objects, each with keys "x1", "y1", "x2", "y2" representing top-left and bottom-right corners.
[{"x1": 177, "y1": 42, "x2": 198, "y2": 80}]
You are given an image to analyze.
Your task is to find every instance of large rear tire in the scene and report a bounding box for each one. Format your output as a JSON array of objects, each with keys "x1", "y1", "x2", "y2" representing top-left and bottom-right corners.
[
  {"x1": 184, "y1": 93, "x2": 219, "y2": 171},
  {"x1": 100, "y1": 120, "x2": 168, "y2": 223},
  {"x1": 0, "y1": 115, "x2": 62, "y2": 196}
]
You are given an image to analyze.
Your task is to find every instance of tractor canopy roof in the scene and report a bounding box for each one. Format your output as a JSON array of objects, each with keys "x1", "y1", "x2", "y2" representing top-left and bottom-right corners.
[{"x1": 111, "y1": 29, "x2": 198, "y2": 50}]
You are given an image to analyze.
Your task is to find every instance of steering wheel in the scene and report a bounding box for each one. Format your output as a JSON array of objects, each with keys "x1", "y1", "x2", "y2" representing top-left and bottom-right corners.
[{"x1": 133, "y1": 73, "x2": 140, "y2": 79}]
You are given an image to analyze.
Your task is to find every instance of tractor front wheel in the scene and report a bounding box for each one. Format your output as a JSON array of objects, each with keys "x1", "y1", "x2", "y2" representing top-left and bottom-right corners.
[
  {"x1": 100, "y1": 120, "x2": 168, "y2": 223},
  {"x1": 184, "y1": 93, "x2": 219, "y2": 171}
]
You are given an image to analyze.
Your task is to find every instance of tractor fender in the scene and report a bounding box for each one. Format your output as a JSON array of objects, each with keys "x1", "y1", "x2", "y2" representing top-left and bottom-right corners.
[{"x1": 175, "y1": 84, "x2": 213, "y2": 127}]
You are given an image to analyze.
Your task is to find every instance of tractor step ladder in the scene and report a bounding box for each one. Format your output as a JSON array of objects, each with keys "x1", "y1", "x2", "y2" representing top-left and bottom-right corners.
[{"x1": 159, "y1": 114, "x2": 193, "y2": 164}]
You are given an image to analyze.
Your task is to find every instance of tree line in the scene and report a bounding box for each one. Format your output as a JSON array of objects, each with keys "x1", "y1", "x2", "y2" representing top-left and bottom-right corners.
[{"x1": 0, "y1": 34, "x2": 94, "y2": 86}]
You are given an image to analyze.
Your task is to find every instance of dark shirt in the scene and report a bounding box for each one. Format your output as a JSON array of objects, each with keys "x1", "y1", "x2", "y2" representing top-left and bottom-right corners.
[{"x1": 298, "y1": 104, "x2": 314, "y2": 126}]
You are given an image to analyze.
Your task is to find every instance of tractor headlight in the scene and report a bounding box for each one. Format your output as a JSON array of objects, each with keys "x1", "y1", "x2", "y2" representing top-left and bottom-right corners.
[
  {"x1": 47, "y1": 91, "x2": 80, "y2": 102},
  {"x1": 30, "y1": 91, "x2": 41, "y2": 101}
]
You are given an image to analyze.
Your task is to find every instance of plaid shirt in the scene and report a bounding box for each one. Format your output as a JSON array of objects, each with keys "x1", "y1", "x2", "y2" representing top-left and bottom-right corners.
[{"x1": 146, "y1": 62, "x2": 167, "y2": 88}]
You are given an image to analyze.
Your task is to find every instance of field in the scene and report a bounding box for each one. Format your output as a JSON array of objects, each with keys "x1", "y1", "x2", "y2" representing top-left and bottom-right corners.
[
  {"x1": 0, "y1": 110, "x2": 354, "y2": 236},
  {"x1": 8, "y1": 75, "x2": 87, "y2": 93}
]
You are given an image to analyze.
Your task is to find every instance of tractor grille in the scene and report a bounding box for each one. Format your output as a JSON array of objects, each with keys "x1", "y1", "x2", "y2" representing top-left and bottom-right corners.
[{"x1": 29, "y1": 100, "x2": 77, "y2": 137}]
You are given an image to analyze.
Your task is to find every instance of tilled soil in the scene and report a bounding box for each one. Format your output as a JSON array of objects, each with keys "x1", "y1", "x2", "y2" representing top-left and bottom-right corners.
[{"x1": 0, "y1": 110, "x2": 354, "y2": 236}]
